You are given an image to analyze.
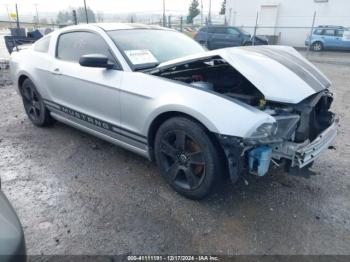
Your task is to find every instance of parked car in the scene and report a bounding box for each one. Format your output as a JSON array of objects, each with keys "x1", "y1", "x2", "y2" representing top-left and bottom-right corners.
[
  {"x1": 0, "y1": 177, "x2": 26, "y2": 261},
  {"x1": 305, "y1": 25, "x2": 350, "y2": 51},
  {"x1": 194, "y1": 26, "x2": 268, "y2": 50},
  {"x1": 10, "y1": 23, "x2": 337, "y2": 199}
]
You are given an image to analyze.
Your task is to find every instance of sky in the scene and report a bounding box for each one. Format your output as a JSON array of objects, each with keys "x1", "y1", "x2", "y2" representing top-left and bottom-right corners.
[{"x1": 0, "y1": 0, "x2": 222, "y2": 16}]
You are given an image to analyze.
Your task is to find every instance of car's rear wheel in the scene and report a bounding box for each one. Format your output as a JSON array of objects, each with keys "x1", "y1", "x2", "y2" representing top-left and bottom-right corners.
[
  {"x1": 311, "y1": 41, "x2": 323, "y2": 52},
  {"x1": 21, "y1": 78, "x2": 55, "y2": 127},
  {"x1": 154, "y1": 117, "x2": 223, "y2": 200}
]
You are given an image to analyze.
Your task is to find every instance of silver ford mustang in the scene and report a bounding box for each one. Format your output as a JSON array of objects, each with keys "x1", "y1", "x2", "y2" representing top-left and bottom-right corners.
[{"x1": 10, "y1": 23, "x2": 338, "y2": 199}]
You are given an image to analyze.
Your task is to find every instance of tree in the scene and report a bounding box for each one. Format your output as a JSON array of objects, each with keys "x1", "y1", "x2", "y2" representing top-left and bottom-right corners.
[
  {"x1": 96, "y1": 12, "x2": 104, "y2": 22},
  {"x1": 220, "y1": 0, "x2": 226, "y2": 15},
  {"x1": 56, "y1": 10, "x2": 71, "y2": 24},
  {"x1": 56, "y1": 6, "x2": 96, "y2": 24},
  {"x1": 187, "y1": 0, "x2": 200, "y2": 24},
  {"x1": 76, "y1": 7, "x2": 96, "y2": 23}
]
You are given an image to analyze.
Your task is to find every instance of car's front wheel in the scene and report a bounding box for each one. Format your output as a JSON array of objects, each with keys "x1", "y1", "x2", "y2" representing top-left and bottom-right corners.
[
  {"x1": 311, "y1": 41, "x2": 323, "y2": 52},
  {"x1": 20, "y1": 78, "x2": 55, "y2": 127},
  {"x1": 154, "y1": 117, "x2": 223, "y2": 200}
]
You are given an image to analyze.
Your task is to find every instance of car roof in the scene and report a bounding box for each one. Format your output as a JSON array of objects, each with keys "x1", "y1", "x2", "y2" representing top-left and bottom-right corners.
[
  {"x1": 316, "y1": 25, "x2": 345, "y2": 29},
  {"x1": 58, "y1": 23, "x2": 168, "y2": 32},
  {"x1": 202, "y1": 25, "x2": 237, "y2": 28}
]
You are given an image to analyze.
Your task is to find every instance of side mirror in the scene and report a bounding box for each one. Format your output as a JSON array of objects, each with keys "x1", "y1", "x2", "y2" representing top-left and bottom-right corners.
[{"x1": 79, "y1": 54, "x2": 114, "y2": 69}]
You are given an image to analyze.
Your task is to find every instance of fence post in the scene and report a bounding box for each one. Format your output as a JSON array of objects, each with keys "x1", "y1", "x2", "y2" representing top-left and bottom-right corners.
[
  {"x1": 252, "y1": 12, "x2": 258, "y2": 46},
  {"x1": 180, "y1": 16, "x2": 183, "y2": 32},
  {"x1": 307, "y1": 11, "x2": 317, "y2": 57},
  {"x1": 205, "y1": 18, "x2": 209, "y2": 48},
  {"x1": 15, "y1": 4, "x2": 20, "y2": 30}
]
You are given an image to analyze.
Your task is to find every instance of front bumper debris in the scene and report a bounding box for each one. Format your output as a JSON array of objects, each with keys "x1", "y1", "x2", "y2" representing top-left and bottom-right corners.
[
  {"x1": 217, "y1": 135, "x2": 244, "y2": 184},
  {"x1": 272, "y1": 119, "x2": 339, "y2": 168}
]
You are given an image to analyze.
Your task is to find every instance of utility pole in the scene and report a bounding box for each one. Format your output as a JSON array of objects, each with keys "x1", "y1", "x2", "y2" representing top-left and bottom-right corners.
[
  {"x1": 307, "y1": 11, "x2": 317, "y2": 57},
  {"x1": 15, "y1": 3, "x2": 20, "y2": 30},
  {"x1": 162, "y1": 0, "x2": 166, "y2": 27},
  {"x1": 208, "y1": 0, "x2": 212, "y2": 25},
  {"x1": 34, "y1": 4, "x2": 39, "y2": 27},
  {"x1": 72, "y1": 10, "x2": 78, "y2": 25},
  {"x1": 252, "y1": 12, "x2": 258, "y2": 46},
  {"x1": 83, "y1": 0, "x2": 89, "y2": 23},
  {"x1": 200, "y1": 0, "x2": 203, "y2": 26}
]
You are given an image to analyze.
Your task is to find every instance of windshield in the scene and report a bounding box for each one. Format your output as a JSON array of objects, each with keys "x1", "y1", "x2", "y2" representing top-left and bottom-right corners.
[
  {"x1": 107, "y1": 29, "x2": 205, "y2": 70},
  {"x1": 238, "y1": 28, "x2": 251, "y2": 36}
]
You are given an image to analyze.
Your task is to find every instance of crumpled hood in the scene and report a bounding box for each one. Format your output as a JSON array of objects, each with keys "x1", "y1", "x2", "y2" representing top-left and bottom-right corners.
[{"x1": 158, "y1": 46, "x2": 331, "y2": 104}]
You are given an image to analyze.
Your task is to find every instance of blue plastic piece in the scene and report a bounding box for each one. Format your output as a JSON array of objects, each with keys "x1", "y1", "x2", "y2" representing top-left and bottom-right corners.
[{"x1": 248, "y1": 146, "x2": 272, "y2": 176}]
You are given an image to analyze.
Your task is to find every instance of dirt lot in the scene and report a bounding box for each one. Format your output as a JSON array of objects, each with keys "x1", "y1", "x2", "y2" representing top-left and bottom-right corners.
[{"x1": 0, "y1": 60, "x2": 349, "y2": 256}]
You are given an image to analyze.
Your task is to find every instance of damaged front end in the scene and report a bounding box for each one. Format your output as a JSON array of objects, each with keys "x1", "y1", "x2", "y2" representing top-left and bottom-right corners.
[
  {"x1": 243, "y1": 91, "x2": 338, "y2": 177},
  {"x1": 216, "y1": 91, "x2": 338, "y2": 182},
  {"x1": 147, "y1": 46, "x2": 338, "y2": 182}
]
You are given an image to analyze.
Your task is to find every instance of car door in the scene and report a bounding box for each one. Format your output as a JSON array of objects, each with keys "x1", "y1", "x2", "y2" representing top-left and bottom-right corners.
[
  {"x1": 335, "y1": 29, "x2": 350, "y2": 50},
  {"x1": 48, "y1": 31, "x2": 123, "y2": 136},
  {"x1": 210, "y1": 27, "x2": 230, "y2": 49},
  {"x1": 226, "y1": 27, "x2": 243, "y2": 46},
  {"x1": 342, "y1": 30, "x2": 350, "y2": 50},
  {"x1": 322, "y1": 29, "x2": 337, "y2": 49}
]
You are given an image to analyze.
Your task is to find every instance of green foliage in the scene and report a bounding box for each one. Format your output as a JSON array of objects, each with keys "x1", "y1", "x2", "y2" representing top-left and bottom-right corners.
[
  {"x1": 76, "y1": 7, "x2": 96, "y2": 23},
  {"x1": 56, "y1": 6, "x2": 96, "y2": 24},
  {"x1": 56, "y1": 10, "x2": 70, "y2": 24},
  {"x1": 220, "y1": 0, "x2": 226, "y2": 15},
  {"x1": 187, "y1": 0, "x2": 200, "y2": 24}
]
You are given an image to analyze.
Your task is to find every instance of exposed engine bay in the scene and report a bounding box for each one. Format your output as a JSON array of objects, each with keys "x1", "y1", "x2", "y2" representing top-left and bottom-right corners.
[
  {"x1": 150, "y1": 56, "x2": 265, "y2": 106},
  {"x1": 149, "y1": 56, "x2": 337, "y2": 177}
]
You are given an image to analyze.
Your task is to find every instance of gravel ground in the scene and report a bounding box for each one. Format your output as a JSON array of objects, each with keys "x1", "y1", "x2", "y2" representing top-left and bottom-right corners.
[{"x1": 0, "y1": 61, "x2": 349, "y2": 256}]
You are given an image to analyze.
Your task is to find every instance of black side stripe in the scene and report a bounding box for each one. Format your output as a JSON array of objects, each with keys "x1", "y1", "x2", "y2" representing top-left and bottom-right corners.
[
  {"x1": 243, "y1": 47, "x2": 326, "y2": 92},
  {"x1": 262, "y1": 47, "x2": 330, "y2": 88},
  {"x1": 43, "y1": 100, "x2": 147, "y2": 145}
]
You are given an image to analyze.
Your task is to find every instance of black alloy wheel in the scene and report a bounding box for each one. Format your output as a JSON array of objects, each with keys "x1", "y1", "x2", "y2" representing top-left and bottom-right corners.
[
  {"x1": 159, "y1": 130, "x2": 206, "y2": 190},
  {"x1": 22, "y1": 83, "x2": 41, "y2": 122},
  {"x1": 21, "y1": 78, "x2": 55, "y2": 126},
  {"x1": 155, "y1": 117, "x2": 223, "y2": 199}
]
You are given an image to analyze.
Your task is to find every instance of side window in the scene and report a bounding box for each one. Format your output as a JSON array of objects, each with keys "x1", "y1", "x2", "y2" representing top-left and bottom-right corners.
[
  {"x1": 57, "y1": 31, "x2": 114, "y2": 62},
  {"x1": 313, "y1": 29, "x2": 323, "y2": 35},
  {"x1": 207, "y1": 28, "x2": 215, "y2": 33},
  {"x1": 227, "y1": 28, "x2": 240, "y2": 36},
  {"x1": 34, "y1": 36, "x2": 51, "y2": 53},
  {"x1": 336, "y1": 30, "x2": 344, "y2": 37},
  {"x1": 323, "y1": 29, "x2": 335, "y2": 36},
  {"x1": 214, "y1": 28, "x2": 227, "y2": 34}
]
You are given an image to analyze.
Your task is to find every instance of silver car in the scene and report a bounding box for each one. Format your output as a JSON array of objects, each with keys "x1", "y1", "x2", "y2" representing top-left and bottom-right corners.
[{"x1": 10, "y1": 23, "x2": 338, "y2": 199}]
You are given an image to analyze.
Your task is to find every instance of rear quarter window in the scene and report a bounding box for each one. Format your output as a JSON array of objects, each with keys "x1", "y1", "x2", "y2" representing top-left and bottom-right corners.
[
  {"x1": 34, "y1": 36, "x2": 51, "y2": 53},
  {"x1": 324, "y1": 29, "x2": 335, "y2": 36}
]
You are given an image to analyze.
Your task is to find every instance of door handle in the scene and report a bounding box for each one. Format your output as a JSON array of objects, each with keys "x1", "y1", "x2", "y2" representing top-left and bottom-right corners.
[{"x1": 51, "y1": 68, "x2": 61, "y2": 75}]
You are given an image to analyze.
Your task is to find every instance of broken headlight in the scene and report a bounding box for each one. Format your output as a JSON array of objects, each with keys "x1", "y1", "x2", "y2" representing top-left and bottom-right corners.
[{"x1": 250, "y1": 122, "x2": 278, "y2": 139}]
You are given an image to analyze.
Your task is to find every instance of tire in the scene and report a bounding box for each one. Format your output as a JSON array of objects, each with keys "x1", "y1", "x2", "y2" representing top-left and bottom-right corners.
[
  {"x1": 206, "y1": 41, "x2": 213, "y2": 50},
  {"x1": 20, "y1": 78, "x2": 55, "y2": 127},
  {"x1": 311, "y1": 41, "x2": 323, "y2": 52},
  {"x1": 154, "y1": 117, "x2": 223, "y2": 200}
]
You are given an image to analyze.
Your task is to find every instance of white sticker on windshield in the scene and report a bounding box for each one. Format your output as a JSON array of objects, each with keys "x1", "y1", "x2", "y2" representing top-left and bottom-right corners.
[{"x1": 124, "y1": 49, "x2": 158, "y2": 65}]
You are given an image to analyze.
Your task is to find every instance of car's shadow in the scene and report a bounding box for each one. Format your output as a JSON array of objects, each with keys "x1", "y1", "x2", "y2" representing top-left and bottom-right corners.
[{"x1": 46, "y1": 121, "x2": 320, "y2": 207}]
